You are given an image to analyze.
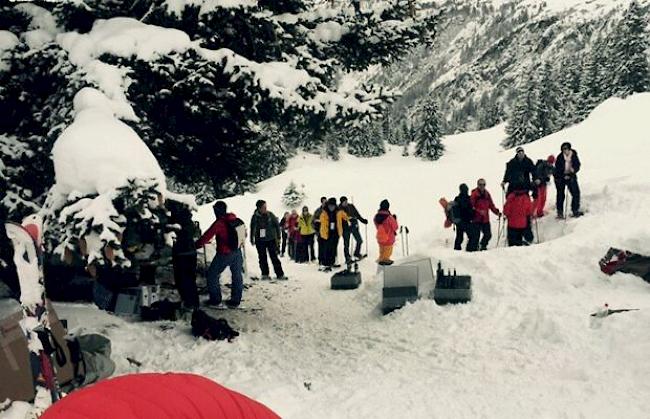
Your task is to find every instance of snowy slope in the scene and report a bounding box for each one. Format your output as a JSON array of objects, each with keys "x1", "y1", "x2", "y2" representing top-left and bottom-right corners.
[{"x1": 26, "y1": 93, "x2": 650, "y2": 419}]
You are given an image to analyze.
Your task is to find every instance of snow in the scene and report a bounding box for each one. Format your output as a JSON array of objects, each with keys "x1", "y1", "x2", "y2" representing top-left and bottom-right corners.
[
  {"x1": 309, "y1": 21, "x2": 350, "y2": 43},
  {"x1": 13, "y1": 3, "x2": 59, "y2": 36},
  {"x1": 52, "y1": 88, "x2": 165, "y2": 196},
  {"x1": 12, "y1": 93, "x2": 645, "y2": 418},
  {"x1": 0, "y1": 31, "x2": 19, "y2": 53},
  {"x1": 164, "y1": 0, "x2": 257, "y2": 16}
]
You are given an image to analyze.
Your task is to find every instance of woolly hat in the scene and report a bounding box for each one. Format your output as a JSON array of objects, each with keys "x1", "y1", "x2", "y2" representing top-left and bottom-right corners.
[
  {"x1": 547, "y1": 154, "x2": 556, "y2": 164},
  {"x1": 515, "y1": 146, "x2": 524, "y2": 153},
  {"x1": 255, "y1": 199, "x2": 266, "y2": 210},
  {"x1": 379, "y1": 199, "x2": 390, "y2": 211},
  {"x1": 213, "y1": 201, "x2": 227, "y2": 217},
  {"x1": 561, "y1": 142, "x2": 572, "y2": 150},
  {"x1": 459, "y1": 183, "x2": 469, "y2": 194},
  {"x1": 327, "y1": 197, "x2": 337, "y2": 206}
]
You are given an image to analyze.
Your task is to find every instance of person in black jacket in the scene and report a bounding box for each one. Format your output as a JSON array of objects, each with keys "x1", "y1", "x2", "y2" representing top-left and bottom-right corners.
[
  {"x1": 167, "y1": 200, "x2": 199, "y2": 309},
  {"x1": 501, "y1": 146, "x2": 535, "y2": 195},
  {"x1": 554, "y1": 142, "x2": 583, "y2": 218},
  {"x1": 250, "y1": 200, "x2": 286, "y2": 280},
  {"x1": 339, "y1": 196, "x2": 368, "y2": 262},
  {"x1": 453, "y1": 184, "x2": 477, "y2": 251}
]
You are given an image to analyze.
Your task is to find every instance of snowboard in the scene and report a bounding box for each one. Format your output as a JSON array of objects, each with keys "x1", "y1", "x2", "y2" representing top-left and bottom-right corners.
[{"x1": 439, "y1": 197, "x2": 453, "y2": 228}]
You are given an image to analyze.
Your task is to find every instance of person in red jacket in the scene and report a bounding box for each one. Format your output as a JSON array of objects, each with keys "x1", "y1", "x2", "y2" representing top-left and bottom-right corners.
[
  {"x1": 469, "y1": 179, "x2": 501, "y2": 251},
  {"x1": 286, "y1": 209, "x2": 299, "y2": 260},
  {"x1": 195, "y1": 201, "x2": 244, "y2": 308},
  {"x1": 503, "y1": 190, "x2": 534, "y2": 247},
  {"x1": 373, "y1": 199, "x2": 399, "y2": 265}
]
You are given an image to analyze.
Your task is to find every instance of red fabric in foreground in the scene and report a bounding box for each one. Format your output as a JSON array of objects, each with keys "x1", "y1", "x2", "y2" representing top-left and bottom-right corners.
[{"x1": 41, "y1": 373, "x2": 280, "y2": 419}]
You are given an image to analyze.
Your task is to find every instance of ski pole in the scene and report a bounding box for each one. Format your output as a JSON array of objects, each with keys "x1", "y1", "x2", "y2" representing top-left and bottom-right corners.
[
  {"x1": 399, "y1": 226, "x2": 404, "y2": 256},
  {"x1": 404, "y1": 226, "x2": 409, "y2": 256},
  {"x1": 534, "y1": 216, "x2": 540, "y2": 244},
  {"x1": 496, "y1": 215, "x2": 502, "y2": 247},
  {"x1": 364, "y1": 223, "x2": 368, "y2": 255},
  {"x1": 564, "y1": 186, "x2": 568, "y2": 221}
]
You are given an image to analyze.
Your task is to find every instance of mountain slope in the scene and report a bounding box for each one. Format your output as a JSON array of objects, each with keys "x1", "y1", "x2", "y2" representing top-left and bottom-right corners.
[{"x1": 35, "y1": 93, "x2": 650, "y2": 419}]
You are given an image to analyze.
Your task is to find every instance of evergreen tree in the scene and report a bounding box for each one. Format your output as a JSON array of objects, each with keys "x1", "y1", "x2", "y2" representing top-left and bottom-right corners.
[
  {"x1": 414, "y1": 99, "x2": 444, "y2": 160},
  {"x1": 556, "y1": 54, "x2": 583, "y2": 128},
  {"x1": 577, "y1": 46, "x2": 605, "y2": 120},
  {"x1": 611, "y1": 1, "x2": 650, "y2": 97},
  {"x1": 504, "y1": 69, "x2": 540, "y2": 148},
  {"x1": 348, "y1": 122, "x2": 385, "y2": 157},
  {"x1": 535, "y1": 61, "x2": 561, "y2": 138},
  {"x1": 282, "y1": 181, "x2": 306, "y2": 209},
  {"x1": 383, "y1": 114, "x2": 398, "y2": 145}
]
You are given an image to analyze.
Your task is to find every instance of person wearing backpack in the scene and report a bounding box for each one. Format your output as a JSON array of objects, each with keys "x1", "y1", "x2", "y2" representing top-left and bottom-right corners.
[
  {"x1": 503, "y1": 189, "x2": 534, "y2": 246},
  {"x1": 532, "y1": 155, "x2": 556, "y2": 218},
  {"x1": 297, "y1": 206, "x2": 315, "y2": 263},
  {"x1": 453, "y1": 184, "x2": 477, "y2": 251},
  {"x1": 195, "y1": 201, "x2": 245, "y2": 307},
  {"x1": 340, "y1": 196, "x2": 368, "y2": 262},
  {"x1": 373, "y1": 199, "x2": 399, "y2": 265},
  {"x1": 250, "y1": 200, "x2": 286, "y2": 280},
  {"x1": 469, "y1": 179, "x2": 501, "y2": 251}
]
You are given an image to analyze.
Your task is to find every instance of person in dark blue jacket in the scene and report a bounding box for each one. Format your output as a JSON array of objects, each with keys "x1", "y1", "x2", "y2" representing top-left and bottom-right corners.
[{"x1": 554, "y1": 142, "x2": 583, "y2": 218}]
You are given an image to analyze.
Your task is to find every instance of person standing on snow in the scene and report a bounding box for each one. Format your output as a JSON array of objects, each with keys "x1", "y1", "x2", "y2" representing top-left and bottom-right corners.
[
  {"x1": 503, "y1": 190, "x2": 534, "y2": 246},
  {"x1": 532, "y1": 155, "x2": 556, "y2": 218},
  {"x1": 453, "y1": 183, "x2": 476, "y2": 251},
  {"x1": 469, "y1": 179, "x2": 501, "y2": 251},
  {"x1": 554, "y1": 142, "x2": 583, "y2": 218},
  {"x1": 250, "y1": 200, "x2": 287, "y2": 280},
  {"x1": 339, "y1": 196, "x2": 368, "y2": 262},
  {"x1": 279, "y1": 211, "x2": 289, "y2": 257},
  {"x1": 195, "y1": 201, "x2": 244, "y2": 307},
  {"x1": 297, "y1": 206, "x2": 316, "y2": 263},
  {"x1": 287, "y1": 209, "x2": 299, "y2": 260},
  {"x1": 313, "y1": 197, "x2": 327, "y2": 266},
  {"x1": 168, "y1": 200, "x2": 200, "y2": 309},
  {"x1": 501, "y1": 146, "x2": 535, "y2": 195},
  {"x1": 373, "y1": 199, "x2": 399, "y2": 265},
  {"x1": 319, "y1": 198, "x2": 345, "y2": 270}
]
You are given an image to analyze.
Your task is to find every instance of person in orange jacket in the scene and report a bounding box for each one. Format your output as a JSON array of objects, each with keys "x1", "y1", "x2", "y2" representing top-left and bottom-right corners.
[
  {"x1": 503, "y1": 190, "x2": 534, "y2": 247},
  {"x1": 373, "y1": 199, "x2": 399, "y2": 265},
  {"x1": 319, "y1": 198, "x2": 347, "y2": 269}
]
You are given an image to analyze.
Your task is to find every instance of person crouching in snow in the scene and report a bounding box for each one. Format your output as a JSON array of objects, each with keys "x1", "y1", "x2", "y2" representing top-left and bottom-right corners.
[
  {"x1": 373, "y1": 199, "x2": 399, "y2": 265},
  {"x1": 195, "y1": 201, "x2": 244, "y2": 308},
  {"x1": 503, "y1": 190, "x2": 534, "y2": 247},
  {"x1": 532, "y1": 155, "x2": 555, "y2": 218}
]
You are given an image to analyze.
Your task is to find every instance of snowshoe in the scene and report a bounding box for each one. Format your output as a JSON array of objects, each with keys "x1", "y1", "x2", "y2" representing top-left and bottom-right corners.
[{"x1": 378, "y1": 260, "x2": 394, "y2": 266}]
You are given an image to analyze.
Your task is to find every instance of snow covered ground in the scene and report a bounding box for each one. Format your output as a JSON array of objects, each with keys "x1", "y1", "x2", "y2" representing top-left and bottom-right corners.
[{"x1": 24, "y1": 93, "x2": 650, "y2": 418}]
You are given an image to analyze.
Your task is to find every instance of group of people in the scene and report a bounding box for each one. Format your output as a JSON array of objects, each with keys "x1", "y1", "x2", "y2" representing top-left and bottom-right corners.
[
  {"x1": 173, "y1": 196, "x2": 400, "y2": 309},
  {"x1": 452, "y1": 141, "x2": 583, "y2": 250}
]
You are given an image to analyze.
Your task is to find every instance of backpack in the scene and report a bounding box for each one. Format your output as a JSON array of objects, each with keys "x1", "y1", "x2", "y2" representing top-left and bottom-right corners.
[
  {"x1": 191, "y1": 309, "x2": 239, "y2": 341},
  {"x1": 226, "y1": 218, "x2": 246, "y2": 250},
  {"x1": 447, "y1": 201, "x2": 461, "y2": 225}
]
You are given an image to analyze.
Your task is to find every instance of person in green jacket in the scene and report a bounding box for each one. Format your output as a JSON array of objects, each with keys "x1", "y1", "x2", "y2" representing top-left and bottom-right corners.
[
  {"x1": 250, "y1": 200, "x2": 286, "y2": 280},
  {"x1": 297, "y1": 206, "x2": 316, "y2": 263}
]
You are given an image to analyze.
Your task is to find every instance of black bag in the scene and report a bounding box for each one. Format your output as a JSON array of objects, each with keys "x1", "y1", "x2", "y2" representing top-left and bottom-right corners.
[
  {"x1": 140, "y1": 300, "x2": 181, "y2": 321},
  {"x1": 448, "y1": 201, "x2": 461, "y2": 225},
  {"x1": 191, "y1": 309, "x2": 239, "y2": 341},
  {"x1": 226, "y1": 218, "x2": 246, "y2": 251}
]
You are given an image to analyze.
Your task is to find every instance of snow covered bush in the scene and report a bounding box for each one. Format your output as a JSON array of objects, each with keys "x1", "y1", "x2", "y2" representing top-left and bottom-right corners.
[
  {"x1": 282, "y1": 181, "x2": 306, "y2": 209},
  {"x1": 42, "y1": 88, "x2": 192, "y2": 274}
]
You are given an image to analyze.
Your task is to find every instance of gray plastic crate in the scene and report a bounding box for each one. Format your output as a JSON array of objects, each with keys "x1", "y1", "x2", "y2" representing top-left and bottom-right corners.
[
  {"x1": 382, "y1": 265, "x2": 419, "y2": 314},
  {"x1": 331, "y1": 270, "x2": 362, "y2": 290}
]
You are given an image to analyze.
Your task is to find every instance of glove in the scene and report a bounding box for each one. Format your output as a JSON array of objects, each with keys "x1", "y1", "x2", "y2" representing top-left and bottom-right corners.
[
  {"x1": 500, "y1": 182, "x2": 506, "y2": 189},
  {"x1": 361, "y1": 219, "x2": 368, "y2": 225}
]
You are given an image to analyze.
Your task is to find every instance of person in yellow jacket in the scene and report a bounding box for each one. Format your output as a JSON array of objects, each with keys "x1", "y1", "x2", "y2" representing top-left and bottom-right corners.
[
  {"x1": 297, "y1": 206, "x2": 316, "y2": 263},
  {"x1": 319, "y1": 198, "x2": 348, "y2": 270}
]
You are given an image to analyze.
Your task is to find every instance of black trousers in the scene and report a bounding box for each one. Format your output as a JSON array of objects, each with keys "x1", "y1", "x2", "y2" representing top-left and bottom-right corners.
[
  {"x1": 297, "y1": 234, "x2": 315, "y2": 262},
  {"x1": 556, "y1": 176, "x2": 580, "y2": 215},
  {"x1": 454, "y1": 222, "x2": 477, "y2": 251},
  {"x1": 507, "y1": 228, "x2": 526, "y2": 247},
  {"x1": 468, "y1": 223, "x2": 492, "y2": 251},
  {"x1": 323, "y1": 235, "x2": 339, "y2": 267},
  {"x1": 172, "y1": 252, "x2": 199, "y2": 308},
  {"x1": 281, "y1": 230, "x2": 288, "y2": 255},
  {"x1": 256, "y1": 240, "x2": 284, "y2": 277}
]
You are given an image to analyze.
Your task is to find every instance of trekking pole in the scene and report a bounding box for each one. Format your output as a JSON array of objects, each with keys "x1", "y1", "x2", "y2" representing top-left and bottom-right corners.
[
  {"x1": 399, "y1": 226, "x2": 404, "y2": 256},
  {"x1": 496, "y1": 215, "x2": 502, "y2": 248},
  {"x1": 405, "y1": 226, "x2": 410, "y2": 256},
  {"x1": 364, "y1": 223, "x2": 368, "y2": 255},
  {"x1": 564, "y1": 188, "x2": 569, "y2": 221},
  {"x1": 534, "y1": 216, "x2": 540, "y2": 244}
]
